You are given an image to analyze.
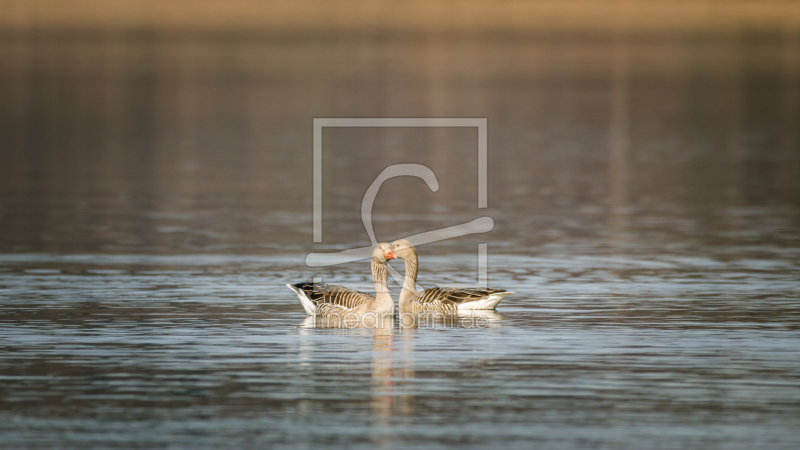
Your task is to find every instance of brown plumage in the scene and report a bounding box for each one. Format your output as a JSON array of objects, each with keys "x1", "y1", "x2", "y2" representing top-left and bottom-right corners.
[
  {"x1": 390, "y1": 239, "x2": 513, "y2": 312},
  {"x1": 287, "y1": 243, "x2": 396, "y2": 317},
  {"x1": 399, "y1": 286, "x2": 510, "y2": 313}
]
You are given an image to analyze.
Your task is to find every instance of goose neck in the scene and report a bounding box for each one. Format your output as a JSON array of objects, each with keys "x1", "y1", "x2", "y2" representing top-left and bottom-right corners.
[
  {"x1": 371, "y1": 258, "x2": 394, "y2": 314},
  {"x1": 399, "y1": 252, "x2": 418, "y2": 307}
]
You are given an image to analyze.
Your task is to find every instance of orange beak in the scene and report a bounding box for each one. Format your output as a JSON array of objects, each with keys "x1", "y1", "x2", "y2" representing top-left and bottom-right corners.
[{"x1": 385, "y1": 250, "x2": 396, "y2": 260}]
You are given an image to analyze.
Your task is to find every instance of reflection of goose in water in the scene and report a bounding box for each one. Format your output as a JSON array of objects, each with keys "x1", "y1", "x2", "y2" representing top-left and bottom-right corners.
[
  {"x1": 298, "y1": 313, "x2": 394, "y2": 330},
  {"x1": 399, "y1": 310, "x2": 505, "y2": 330},
  {"x1": 390, "y1": 239, "x2": 513, "y2": 313},
  {"x1": 370, "y1": 321, "x2": 394, "y2": 445},
  {"x1": 299, "y1": 310, "x2": 504, "y2": 330},
  {"x1": 295, "y1": 309, "x2": 505, "y2": 446},
  {"x1": 287, "y1": 243, "x2": 396, "y2": 318},
  {"x1": 459, "y1": 309, "x2": 504, "y2": 325},
  {"x1": 295, "y1": 312, "x2": 398, "y2": 446}
]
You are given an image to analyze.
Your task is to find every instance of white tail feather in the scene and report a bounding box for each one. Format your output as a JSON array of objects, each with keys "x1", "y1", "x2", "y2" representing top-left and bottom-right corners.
[
  {"x1": 286, "y1": 284, "x2": 316, "y2": 315},
  {"x1": 457, "y1": 291, "x2": 513, "y2": 311}
]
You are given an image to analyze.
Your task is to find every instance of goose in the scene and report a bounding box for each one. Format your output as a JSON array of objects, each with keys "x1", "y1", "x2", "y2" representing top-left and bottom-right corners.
[
  {"x1": 390, "y1": 239, "x2": 513, "y2": 313},
  {"x1": 287, "y1": 242, "x2": 396, "y2": 318}
]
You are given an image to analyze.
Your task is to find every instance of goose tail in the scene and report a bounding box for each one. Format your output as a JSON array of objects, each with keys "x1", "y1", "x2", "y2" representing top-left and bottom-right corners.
[
  {"x1": 457, "y1": 291, "x2": 514, "y2": 311},
  {"x1": 287, "y1": 283, "x2": 316, "y2": 315}
]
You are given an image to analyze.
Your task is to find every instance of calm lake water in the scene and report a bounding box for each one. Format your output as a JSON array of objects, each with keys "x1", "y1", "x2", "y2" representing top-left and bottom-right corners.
[{"x1": 2, "y1": 3, "x2": 800, "y2": 449}]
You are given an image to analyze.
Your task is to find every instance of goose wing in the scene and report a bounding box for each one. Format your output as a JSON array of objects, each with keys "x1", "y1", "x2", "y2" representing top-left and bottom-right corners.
[
  {"x1": 410, "y1": 287, "x2": 509, "y2": 311},
  {"x1": 414, "y1": 287, "x2": 507, "y2": 304},
  {"x1": 290, "y1": 282, "x2": 374, "y2": 310}
]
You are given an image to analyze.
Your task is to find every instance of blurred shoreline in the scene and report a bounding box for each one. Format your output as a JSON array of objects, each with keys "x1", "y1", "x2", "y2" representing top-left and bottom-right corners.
[{"x1": 1, "y1": 0, "x2": 799, "y2": 35}]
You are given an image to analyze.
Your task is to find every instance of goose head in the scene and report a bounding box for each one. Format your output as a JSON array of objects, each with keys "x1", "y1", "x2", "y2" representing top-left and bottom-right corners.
[
  {"x1": 389, "y1": 239, "x2": 416, "y2": 261},
  {"x1": 373, "y1": 242, "x2": 396, "y2": 263}
]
